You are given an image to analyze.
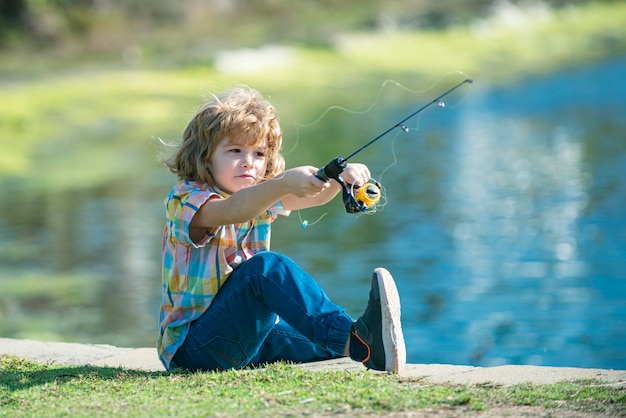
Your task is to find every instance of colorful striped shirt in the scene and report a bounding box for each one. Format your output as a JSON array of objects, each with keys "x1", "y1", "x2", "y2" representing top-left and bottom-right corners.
[{"x1": 157, "y1": 180, "x2": 289, "y2": 370}]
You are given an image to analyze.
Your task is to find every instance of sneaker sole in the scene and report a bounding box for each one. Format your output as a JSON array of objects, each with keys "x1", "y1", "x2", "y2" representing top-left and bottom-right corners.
[{"x1": 374, "y1": 267, "x2": 406, "y2": 374}]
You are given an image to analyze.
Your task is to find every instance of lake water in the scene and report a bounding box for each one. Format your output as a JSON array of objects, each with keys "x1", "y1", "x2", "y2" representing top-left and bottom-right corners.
[{"x1": 1, "y1": 57, "x2": 625, "y2": 369}]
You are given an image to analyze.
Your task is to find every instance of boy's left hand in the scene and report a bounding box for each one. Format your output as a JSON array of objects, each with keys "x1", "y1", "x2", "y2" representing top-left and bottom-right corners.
[{"x1": 341, "y1": 163, "x2": 371, "y2": 187}]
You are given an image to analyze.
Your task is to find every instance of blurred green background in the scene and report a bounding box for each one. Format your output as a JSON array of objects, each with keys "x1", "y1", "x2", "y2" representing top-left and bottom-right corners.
[
  {"x1": 1, "y1": 0, "x2": 625, "y2": 367},
  {"x1": 2, "y1": 0, "x2": 625, "y2": 185}
]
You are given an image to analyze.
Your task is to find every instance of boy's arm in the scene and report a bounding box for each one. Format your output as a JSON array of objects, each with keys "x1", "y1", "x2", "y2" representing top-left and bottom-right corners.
[{"x1": 190, "y1": 166, "x2": 330, "y2": 228}]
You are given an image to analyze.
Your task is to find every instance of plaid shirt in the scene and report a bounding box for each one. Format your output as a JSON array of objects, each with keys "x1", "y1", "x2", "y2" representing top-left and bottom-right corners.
[{"x1": 157, "y1": 180, "x2": 289, "y2": 370}]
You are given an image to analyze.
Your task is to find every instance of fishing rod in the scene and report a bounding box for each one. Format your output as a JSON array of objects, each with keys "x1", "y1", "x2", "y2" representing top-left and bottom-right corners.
[{"x1": 315, "y1": 77, "x2": 473, "y2": 214}]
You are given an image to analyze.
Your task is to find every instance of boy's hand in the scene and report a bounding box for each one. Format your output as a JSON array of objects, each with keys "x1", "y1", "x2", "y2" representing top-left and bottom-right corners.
[
  {"x1": 279, "y1": 163, "x2": 371, "y2": 211},
  {"x1": 281, "y1": 166, "x2": 331, "y2": 198},
  {"x1": 339, "y1": 163, "x2": 371, "y2": 187}
]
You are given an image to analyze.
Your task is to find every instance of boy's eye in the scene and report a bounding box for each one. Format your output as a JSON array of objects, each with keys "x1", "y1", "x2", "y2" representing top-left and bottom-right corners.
[{"x1": 255, "y1": 151, "x2": 266, "y2": 157}]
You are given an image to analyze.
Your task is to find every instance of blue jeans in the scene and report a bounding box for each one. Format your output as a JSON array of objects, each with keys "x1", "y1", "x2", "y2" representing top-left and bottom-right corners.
[{"x1": 171, "y1": 251, "x2": 354, "y2": 371}]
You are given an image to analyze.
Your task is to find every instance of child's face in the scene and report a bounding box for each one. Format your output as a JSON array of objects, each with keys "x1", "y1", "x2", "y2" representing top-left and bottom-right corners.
[{"x1": 210, "y1": 136, "x2": 268, "y2": 194}]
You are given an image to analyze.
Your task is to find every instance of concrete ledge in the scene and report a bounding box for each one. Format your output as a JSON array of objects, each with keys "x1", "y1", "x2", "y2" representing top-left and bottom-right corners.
[
  {"x1": 2, "y1": 338, "x2": 625, "y2": 387},
  {"x1": 301, "y1": 357, "x2": 626, "y2": 386},
  {"x1": 0, "y1": 337, "x2": 137, "y2": 367}
]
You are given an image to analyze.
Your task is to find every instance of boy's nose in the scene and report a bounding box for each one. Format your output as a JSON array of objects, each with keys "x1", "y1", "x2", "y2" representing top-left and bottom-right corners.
[{"x1": 241, "y1": 153, "x2": 253, "y2": 167}]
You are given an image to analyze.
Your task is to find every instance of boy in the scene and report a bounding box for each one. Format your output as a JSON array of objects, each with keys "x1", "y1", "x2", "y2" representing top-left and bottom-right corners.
[{"x1": 158, "y1": 86, "x2": 405, "y2": 373}]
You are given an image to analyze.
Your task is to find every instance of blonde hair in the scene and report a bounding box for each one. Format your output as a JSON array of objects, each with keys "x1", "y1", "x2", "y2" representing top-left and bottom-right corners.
[{"x1": 164, "y1": 86, "x2": 285, "y2": 185}]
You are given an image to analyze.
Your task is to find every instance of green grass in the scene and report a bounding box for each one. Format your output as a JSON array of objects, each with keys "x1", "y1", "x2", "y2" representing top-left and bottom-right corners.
[
  {"x1": 328, "y1": 1, "x2": 626, "y2": 80},
  {"x1": 0, "y1": 69, "x2": 199, "y2": 188},
  {"x1": 1, "y1": 356, "x2": 623, "y2": 417}
]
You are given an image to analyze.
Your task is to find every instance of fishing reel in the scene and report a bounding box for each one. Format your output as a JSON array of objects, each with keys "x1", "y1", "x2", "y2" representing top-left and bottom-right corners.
[
  {"x1": 344, "y1": 179, "x2": 382, "y2": 214},
  {"x1": 316, "y1": 157, "x2": 382, "y2": 214}
]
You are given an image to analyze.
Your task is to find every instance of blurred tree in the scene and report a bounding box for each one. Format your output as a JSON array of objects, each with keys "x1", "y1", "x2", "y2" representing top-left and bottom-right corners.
[
  {"x1": 0, "y1": 0, "x2": 620, "y2": 51},
  {"x1": 0, "y1": 0, "x2": 28, "y2": 30}
]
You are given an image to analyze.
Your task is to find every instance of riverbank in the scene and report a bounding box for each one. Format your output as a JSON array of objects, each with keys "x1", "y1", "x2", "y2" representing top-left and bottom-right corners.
[
  {"x1": 2, "y1": 338, "x2": 625, "y2": 417},
  {"x1": 1, "y1": 337, "x2": 624, "y2": 387}
]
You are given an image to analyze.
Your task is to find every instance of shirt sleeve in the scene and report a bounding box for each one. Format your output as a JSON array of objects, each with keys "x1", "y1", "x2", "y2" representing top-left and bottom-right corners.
[{"x1": 165, "y1": 184, "x2": 220, "y2": 248}]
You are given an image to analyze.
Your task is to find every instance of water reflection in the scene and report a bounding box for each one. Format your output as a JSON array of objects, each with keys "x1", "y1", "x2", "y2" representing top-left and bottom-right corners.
[
  {"x1": 447, "y1": 90, "x2": 593, "y2": 366},
  {"x1": 418, "y1": 57, "x2": 626, "y2": 368},
  {"x1": 1, "y1": 57, "x2": 625, "y2": 369}
]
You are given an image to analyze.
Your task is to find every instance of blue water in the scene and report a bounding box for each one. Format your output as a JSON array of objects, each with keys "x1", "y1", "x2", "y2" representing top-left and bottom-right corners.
[
  {"x1": 414, "y1": 58, "x2": 626, "y2": 368},
  {"x1": 275, "y1": 57, "x2": 626, "y2": 369}
]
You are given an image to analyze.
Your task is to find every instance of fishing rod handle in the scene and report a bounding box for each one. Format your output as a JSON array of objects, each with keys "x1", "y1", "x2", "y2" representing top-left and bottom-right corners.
[{"x1": 315, "y1": 157, "x2": 347, "y2": 181}]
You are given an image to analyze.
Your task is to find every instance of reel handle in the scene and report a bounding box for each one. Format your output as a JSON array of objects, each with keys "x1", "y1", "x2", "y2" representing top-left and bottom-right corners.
[{"x1": 315, "y1": 157, "x2": 347, "y2": 182}]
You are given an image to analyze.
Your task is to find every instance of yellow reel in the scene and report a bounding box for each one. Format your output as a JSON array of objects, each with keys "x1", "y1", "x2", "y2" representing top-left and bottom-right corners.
[{"x1": 353, "y1": 180, "x2": 381, "y2": 209}]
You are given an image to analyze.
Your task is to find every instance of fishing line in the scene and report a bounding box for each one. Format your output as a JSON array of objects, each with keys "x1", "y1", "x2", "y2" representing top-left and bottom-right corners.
[
  {"x1": 339, "y1": 77, "x2": 473, "y2": 163},
  {"x1": 282, "y1": 78, "x2": 441, "y2": 157},
  {"x1": 377, "y1": 131, "x2": 402, "y2": 186},
  {"x1": 377, "y1": 73, "x2": 473, "y2": 185},
  {"x1": 291, "y1": 72, "x2": 473, "y2": 225},
  {"x1": 315, "y1": 77, "x2": 472, "y2": 215},
  {"x1": 297, "y1": 211, "x2": 327, "y2": 229}
]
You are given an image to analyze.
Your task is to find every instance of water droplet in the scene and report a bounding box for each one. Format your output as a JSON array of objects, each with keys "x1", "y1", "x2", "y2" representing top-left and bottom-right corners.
[
  {"x1": 438, "y1": 101, "x2": 445, "y2": 108},
  {"x1": 400, "y1": 125, "x2": 409, "y2": 132}
]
